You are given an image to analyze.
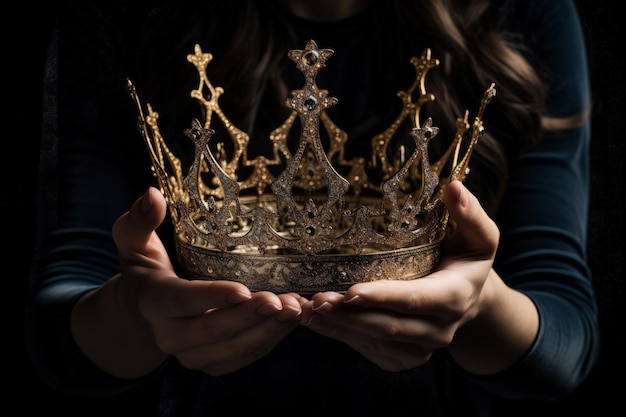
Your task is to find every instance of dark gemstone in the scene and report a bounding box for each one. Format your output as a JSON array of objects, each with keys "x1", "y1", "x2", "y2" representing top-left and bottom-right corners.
[
  {"x1": 304, "y1": 96, "x2": 318, "y2": 111},
  {"x1": 303, "y1": 50, "x2": 319, "y2": 66}
]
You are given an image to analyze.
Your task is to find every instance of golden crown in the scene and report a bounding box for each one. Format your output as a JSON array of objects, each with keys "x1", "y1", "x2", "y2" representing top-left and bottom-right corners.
[{"x1": 127, "y1": 40, "x2": 495, "y2": 294}]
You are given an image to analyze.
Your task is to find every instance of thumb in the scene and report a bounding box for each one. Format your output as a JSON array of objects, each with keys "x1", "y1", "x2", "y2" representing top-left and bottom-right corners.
[
  {"x1": 442, "y1": 180, "x2": 499, "y2": 258},
  {"x1": 112, "y1": 187, "x2": 170, "y2": 261}
]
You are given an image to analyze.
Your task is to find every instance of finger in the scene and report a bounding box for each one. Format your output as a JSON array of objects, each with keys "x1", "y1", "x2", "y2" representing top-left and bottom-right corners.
[
  {"x1": 195, "y1": 314, "x2": 296, "y2": 376},
  {"x1": 342, "y1": 278, "x2": 461, "y2": 316},
  {"x1": 141, "y1": 277, "x2": 253, "y2": 320},
  {"x1": 284, "y1": 292, "x2": 310, "y2": 306},
  {"x1": 113, "y1": 187, "x2": 167, "y2": 243},
  {"x1": 304, "y1": 310, "x2": 434, "y2": 371},
  {"x1": 307, "y1": 292, "x2": 451, "y2": 345},
  {"x1": 299, "y1": 291, "x2": 343, "y2": 324},
  {"x1": 168, "y1": 299, "x2": 299, "y2": 373},
  {"x1": 154, "y1": 290, "x2": 281, "y2": 353},
  {"x1": 442, "y1": 180, "x2": 499, "y2": 257},
  {"x1": 112, "y1": 187, "x2": 170, "y2": 263},
  {"x1": 275, "y1": 293, "x2": 304, "y2": 322}
]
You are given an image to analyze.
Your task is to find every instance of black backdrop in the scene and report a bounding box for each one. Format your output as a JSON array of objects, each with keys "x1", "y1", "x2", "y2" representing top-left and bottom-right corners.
[{"x1": 6, "y1": 1, "x2": 624, "y2": 415}]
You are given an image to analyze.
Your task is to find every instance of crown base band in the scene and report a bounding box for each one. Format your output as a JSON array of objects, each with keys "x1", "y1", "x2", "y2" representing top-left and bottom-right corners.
[{"x1": 176, "y1": 237, "x2": 443, "y2": 294}]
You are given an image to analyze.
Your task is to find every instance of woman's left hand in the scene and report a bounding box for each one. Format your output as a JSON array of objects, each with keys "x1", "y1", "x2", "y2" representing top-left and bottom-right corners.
[{"x1": 299, "y1": 180, "x2": 501, "y2": 371}]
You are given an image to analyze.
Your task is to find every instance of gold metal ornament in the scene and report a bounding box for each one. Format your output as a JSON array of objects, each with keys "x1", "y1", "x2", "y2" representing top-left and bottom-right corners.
[{"x1": 128, "y1": 40, "x2": 495, "y2": 294}]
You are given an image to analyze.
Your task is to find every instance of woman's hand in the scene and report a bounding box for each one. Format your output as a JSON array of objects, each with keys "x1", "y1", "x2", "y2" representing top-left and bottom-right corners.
[
  {"x1": 299, "y1": 180, "x2": 538, "y2": 374},
  {"x1": 71, "y1": 187, "x2": 303, "y2": 379}
]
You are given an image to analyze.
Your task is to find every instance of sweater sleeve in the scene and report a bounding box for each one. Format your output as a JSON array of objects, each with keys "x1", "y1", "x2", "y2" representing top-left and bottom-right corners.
[
  {"x1": 24, "y1": 3, "x2": 162, "y2": 396},
  {"x1": 466, "y1": 0, "x2": 600, "y2": 399}
]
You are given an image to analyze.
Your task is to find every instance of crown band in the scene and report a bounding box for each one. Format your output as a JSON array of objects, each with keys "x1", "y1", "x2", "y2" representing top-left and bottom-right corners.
[{"x1": 180, "y1": 238, "x2": 442, "y2": 294}]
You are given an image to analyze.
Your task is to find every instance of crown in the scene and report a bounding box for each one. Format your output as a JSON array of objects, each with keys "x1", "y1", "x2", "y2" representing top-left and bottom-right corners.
[{"x1": 127, "y1": 40, "x2": 495, "y2": 294}]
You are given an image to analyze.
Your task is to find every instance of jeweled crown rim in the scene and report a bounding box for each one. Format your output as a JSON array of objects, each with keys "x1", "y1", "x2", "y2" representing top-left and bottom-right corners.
[{"x1": 178, "y1": 237, "x2": 443, "y2": 294}]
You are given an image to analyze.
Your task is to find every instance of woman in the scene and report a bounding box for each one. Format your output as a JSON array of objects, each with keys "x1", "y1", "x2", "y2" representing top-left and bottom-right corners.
[{"x1": 25, "y1": 0, "x2": 599, "y2": 415}]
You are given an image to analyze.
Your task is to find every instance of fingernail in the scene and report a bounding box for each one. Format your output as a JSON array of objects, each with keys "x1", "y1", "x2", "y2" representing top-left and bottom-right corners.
[
  {"x1": 458, "y1": 181, "x2": 469, "y2": 208},
  {"x1": 140, "y1": 188, "x2": 153, "y2": 213},
  {"x1": 344, "y1": 294, "x2": 361, "y2": 304},
  {"x1": 312, "y1": 301, "x2": 330, "y2": 312},
  {"x1": 226, "y1": 291, "x2": 252, "y2": 304},
  {"x1": 257, "y1": 303, "x2": 281, "y2": 316},
  {"x1": 275, "y1": 305, "x2": 301, "y2": 322}
]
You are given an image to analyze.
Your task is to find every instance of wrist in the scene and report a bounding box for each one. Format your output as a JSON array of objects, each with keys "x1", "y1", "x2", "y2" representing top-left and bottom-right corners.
[{"x1": 448, "y1": 270, "x2": 539, "y2": 375}]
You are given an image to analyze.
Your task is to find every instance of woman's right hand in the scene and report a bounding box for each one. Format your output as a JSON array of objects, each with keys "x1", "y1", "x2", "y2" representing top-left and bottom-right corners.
[{"x1": 71, "y1": 187, "x2": 303, "y2": 379}]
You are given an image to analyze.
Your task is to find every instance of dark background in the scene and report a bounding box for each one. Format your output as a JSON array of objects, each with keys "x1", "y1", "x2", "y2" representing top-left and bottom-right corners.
[{"x1": 6, "y1": 1, "x2": 624, "y2": 415}]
